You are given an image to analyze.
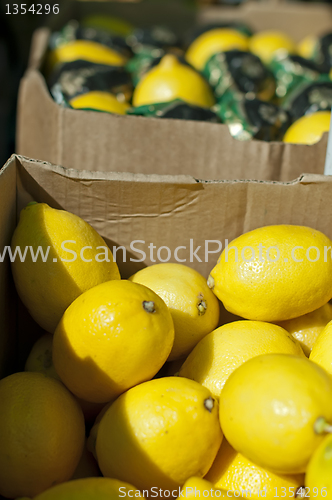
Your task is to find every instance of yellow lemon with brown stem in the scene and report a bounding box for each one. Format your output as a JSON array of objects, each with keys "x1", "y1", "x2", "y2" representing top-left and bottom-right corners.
[
  {"x1": 186, "y1": 28, "x2": 249, "y2": 71},
  {"x1": 305, "y1": 433, "x2": 332, "y2": 496},
  {"x1": 219, "y1": 353, "x2": 332, "y2": 475},
  {"x1": 132, "y1": 54, "x2": 215, "y2": 108},
  {"x1": 11, "y1": 202, "x2": 120, "y2": 333},
  {"x1": 310, "y1": 319, "x2": 332, "y2": 375},
  {"x1": 178, "y1": 477, "x2": 234, "y2": 499},
  {"x1": 208, "y1": 225, "x2": 332, "y2": 322},
  {"x1": 95, "y1": 377, "x2": 222, "y2": 493},
  {"x1": 129, "y1": 263, "x2": 220, "y2": 360},
  {"x1": 53, "y1": 280, "x2": 175, "y2": 403},
  {"x1": 278, "y1": 302, "x2": 332, "y2": 357},
  {"x1": 33, "y1": 478, "x2": 142, "y2": 500},
  {"x1": 0, "y1": 372, "x2": 85, "y2": 499},
  {"x1": 70, "y1": 91, "x2": 130, "y2": 115},
  {"x1": 205, "y1": 439, "x2": 304, "y2": 498},
  {"x1": 179, "y1": 320, "x2": 304, "y2": 398},
  {"x1": 249, "y1": 30, "x2": 296, "y2": 64}
]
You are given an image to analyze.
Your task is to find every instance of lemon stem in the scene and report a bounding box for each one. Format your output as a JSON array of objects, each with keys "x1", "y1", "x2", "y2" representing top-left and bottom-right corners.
[
  {"x1": 143, "y1": 301, "x2": 156, "y2": 313},
  {"x1": 207, "y1": 275, "x2": 214, "y2": 290},
  {"x1": 204, "y1": 397, "x2": 214, "y2": 412},
  {"x1": 314, "y1": 416, "x2": 332, "y2": 434},
  {"x1": 197, "y1": 300, "x2": 207, "y2": 316}
]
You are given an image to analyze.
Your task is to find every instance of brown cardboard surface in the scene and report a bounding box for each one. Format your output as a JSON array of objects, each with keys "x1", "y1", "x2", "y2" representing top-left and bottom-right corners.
[{"x1": 16, "y1": 1, "x2": 332, "y2": 180}]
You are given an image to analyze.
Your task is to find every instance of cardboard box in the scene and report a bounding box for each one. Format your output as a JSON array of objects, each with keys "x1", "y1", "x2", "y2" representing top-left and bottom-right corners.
[{"x1": 16, "y1": 1, "x2": 332, "y2": 181}]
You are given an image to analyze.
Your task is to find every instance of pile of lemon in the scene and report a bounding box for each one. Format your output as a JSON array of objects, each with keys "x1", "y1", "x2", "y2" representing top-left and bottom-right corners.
[
  {"x1": 47, "y1": 14, "x2": 332, "y2": 145},
  {"x1": 1, "y1": 202, "x2": 332, "y2": 499}
]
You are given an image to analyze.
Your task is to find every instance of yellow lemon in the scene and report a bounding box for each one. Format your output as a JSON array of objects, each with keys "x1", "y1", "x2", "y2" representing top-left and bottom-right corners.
[
  {"x1": 283, "y1": 111, "x2": 331, "y2": 145},
  {"x1": 305, "y1": 433, "x2": 332, "y2": 496},
  {"x1": 179, "y1": 477, "x2": 234, "y2": 498},
  {"x1": 48, "y1": 40, "x2": 127, "y2": 72},
  {"x1": 277, "y1": 302, "x2": 332, "y2": 357},
  {"x1": 53, "y1": 280, "x2": 175, "y2": 403},
  {"x1": 33, "y1": 478, "x2": 142, "y2": 500},
  {"x1": 25, "y1": 333, "x2": 61, "y2": 380},
  {"x1": 208, "y1": 225, "x2": 332, "y2": 322},
  {"x1": 186, "y1": 29, "x2": 249, "y2": 71},
  {"x1": 129, "y1": 263, "x2": 220, "y2": 360},
  {"x1": 219, "y1": 353, "x2": 332, "y2": 475},
  {"x1": 179, "y1": 320, "x2": 304, "y2": 399},
  {"x1": 24, "y1": 332, "x2": 105, "y2": 422},
  {"x1": 132, "y1": 54, "x2": 215, "y2": 108},
  {"x1": 297, "y1": 35, "x2": 317, "y2": 60},
  {"x1": 0, "y1": 372, "x2": 85, "y2": 499},
  {"x1": 96, "y1": 377, "x2": 222, "y2": 492},
  {"x1": 205, "y1": 439, "x2": 305, "y2": 498},
  {"x1": 70, "y1": 91, "x2": 129, "y2": 115},
  {"x1": 71, "y1": 439, "x2": 100, "y2": 480},
  {"x1": 249, "y1": 30, "x2": 296, "y2": 64},
  {"x1": 11, "y1": 202, "x2": 120, "y2": 333},
  {"x1": 310, "y1": 319, "x2": 332, "y2": 376}
]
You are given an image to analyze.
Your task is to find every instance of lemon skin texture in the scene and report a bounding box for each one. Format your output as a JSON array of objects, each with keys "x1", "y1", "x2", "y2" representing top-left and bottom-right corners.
[
  {"x1": 53, "y1": 280, "x2": 175, "y2": 403},
  {"x1": 205, "y1": 439, "x2": 304, "y2": 498},
  {"x1": 33, "y1": 478, "x2": 142, "y2": 500},
  {"x1": 0, "y1": 372, "x2": 85, "y2": 499},
  {"x1": 96, "y1": 377, "x2": 222, "y2": 492},
  {"x1": 179, "y1": 320, "x2": 304, "y2": 398},
  {"x1": 129, "y1": 263, "x2": 220, "y2": 360},
  {"x1": 70, "y1": 91, "x2": 129, "y2": 115},
  {"x1": 132, "y1": 54, "x2": 215, "y2": 108},
  {"x1": 48, "y1": 40, "x2": 127, "y2": 71},
  {"x1": 278, "y1": 302, "x2": 332, "y2": 357},
  {"x1": 305, "y1": 433, "x2": 332, "y2": 495},
  {"x1": 310, "y1": 319, "x2": 332, "y2": 375},
  {"x1": 186, "y1": 29, "x2": 249, "y2": 71},
  {"x1": 219, "y1": 353, "x2": 332, "y2": 474},
  {"x1": 283, "y1": 111, "x2": 331, "y2": 145},
  {"x1": 249, "y1": 30, "x2": 296, "y2": 64},
  {"x1": 208, "y1": 225, "x2": 332, "y2": 322},
  {"x1": 11, "y1": 202, "x2": 120, "y2": 333},
  {"x1": 179, "y1": 477, "x2": 234, "y2": 499}
]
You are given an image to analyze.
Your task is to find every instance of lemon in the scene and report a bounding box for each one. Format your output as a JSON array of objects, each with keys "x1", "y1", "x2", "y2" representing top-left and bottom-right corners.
[
  {"x1": 0, "y1": 372, "x2": 85, "y2": 498},
  {"x1": 208, "y1": 225, "x2": 332, "y2": 322},
  {"x1": 25, "y1": 333, "x2": 61, "y2": 380},
  {"x1": 310, "y1": 319, "x2": 332, "y2": 375},
  {"x1": 69, "y1": 91, "x2": 129, "y2": 115},
  {"x1": 297, "y1": 35, "x2": 317, "y2": 60},
  {"x1": 129, "y1": 263, "x2": 220, "y2": 360},
  {"x1": 48, "y1": 40, "x2": 127, "y2": 71},
  {"x1": 11, "y1": 202, "x2": 120, "y2": 333},
  {"x1": 95, "y1": 377, "x2": 222, "y2": 492},
  {"x1": 33, "y1": 478, "x2": 142, "y2": 500},
  {"x1": 71, "y1": 439, "x2": 100, "y2": 480},
  {"x1": 305, "y1": 433, "x2": 332, "y2": 496},
  {"x1": 205, "y1": 439, "x2": 304, "y2": 498},
  {"x1": 179, "y1": 320, "x2": 304, "y2": 399},
  {"x1": 283, "y1": 111, "x2": 331, "y2": 145},
  {"x1": 132, "y1": 54, "x2": 215, "y2": 108},
  {"x1": 179, "y1": 477, "x2": 233, "y2": 498},
  {"x1": 278, "y1": 302, "x2": 332, "y2": 357},
  {"x1": 219, "y1": 353, "x2": 332, "y2": 474},
  {"x1": 186, "y1": 29, "x2": 249, "y2": 71},
  {"x1": 249, "y1": 30, "x2": 296, "y2": 64},
  {"x1": 53, "y1": 280, "x2": 174, "y2": 403}
]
